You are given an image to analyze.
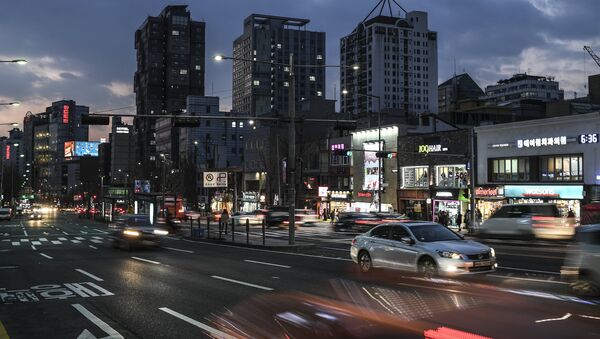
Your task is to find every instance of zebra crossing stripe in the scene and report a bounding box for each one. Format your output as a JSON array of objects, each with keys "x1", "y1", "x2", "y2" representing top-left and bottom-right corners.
[
  {"x1": 51, "y1": 240, "x2": 62, "y2": 245},
  {"x1": 92, "y1": 236, "x2": 103, "y2": 240},
  {"x1": 58, "y1": 237, "x2": 67, "y2": 241},
  {"x1": 31, "y1": 241, "x2": 42, "y2": 245},
  {"x1": 11, "y1": 242, "x2": 20, "y2": 246},
  {"x1": 20, "y1": 239, "x2": 29, "y2": 242},
  {"x1": 71, "y1": 240, "x2": 81, "y2": 244},
  {"x1": 39, "y1": 238, "x2": 48, "y2": 242},
  {"x1": 75, "y1": 237, "x2": 85, "y2": 240},
  {"x1": 91, "y1": 239, "x2": 103, "y2": 244}
]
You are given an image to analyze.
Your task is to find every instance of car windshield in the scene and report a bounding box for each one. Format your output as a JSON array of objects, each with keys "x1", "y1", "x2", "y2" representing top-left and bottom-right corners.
[
  {"x1": 126, "y1": 216, "x2": 152, "y2": 227},
  {"x1": 409, "y1": 224, "x2": 462, "y2": 242}
]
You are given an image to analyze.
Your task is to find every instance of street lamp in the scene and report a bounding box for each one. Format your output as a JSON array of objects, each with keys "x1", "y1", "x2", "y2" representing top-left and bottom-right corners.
[
  {"x1": 215, "y1": 54, "x2": 359, "y2": 244},
  {"x1": 342, "y1": 89, "x2": 383, "y2": 212},
  {"x1": 0, "y1": 102, "x2": 20, "y2": 106},
  {"x1": 0, "y1": 59, "x2": 27, "y2": 65}
]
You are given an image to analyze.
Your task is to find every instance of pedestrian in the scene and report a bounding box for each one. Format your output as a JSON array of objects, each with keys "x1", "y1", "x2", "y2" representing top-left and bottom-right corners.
[
  {"x1": 220, "y1": 209, "x2": 229, "y2": 235},
  {"x1": 465, "y1": 209, "x2": 472, "y2": 233},
  {"x1": 456, "y1": 211, "x2": 463, "y2": 232},
  {"x1": 567, "y1": 209, "x2": 575, "y2": 218}
]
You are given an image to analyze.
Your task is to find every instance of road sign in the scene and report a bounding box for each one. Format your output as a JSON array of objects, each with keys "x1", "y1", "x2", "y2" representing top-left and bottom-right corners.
[{"x1": 203, "y1": 172, "x2": 228, "y2": 188}]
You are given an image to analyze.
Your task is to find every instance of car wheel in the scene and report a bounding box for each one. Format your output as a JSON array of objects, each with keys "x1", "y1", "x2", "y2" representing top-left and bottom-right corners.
[
  {"x1": 571, "y1": 279, "x2": 600, "y2": 297},
  {"x1": 419, "y1": 257, "x2": 438, "y2": 278},
  {"x1": 358, "y1": 251, "x2": 373, "y2": 273}
]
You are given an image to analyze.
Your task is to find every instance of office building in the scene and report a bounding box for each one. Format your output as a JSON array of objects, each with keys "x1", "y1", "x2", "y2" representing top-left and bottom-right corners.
[
  {"x1": 0, "y1": 129, "x2": 24, "y2": 205},
  {"x1": 232, "y1": 14, "x2": 326, "y2": 116},
  {"x1": 484, "y1": 73, "x2": 564, "y2": 106},
  {"x1": 109, "y1": 117, "x2": 135, "y2": 186},
  {"x1": 134, "y1": 5, "x2": 206, "y2": 179},
  {"x1": 340, "y1": 7, "x2": 438, "y2": 118},
  {"x1": 438, "y1": 73, "x2": 484, "y2": 114}
]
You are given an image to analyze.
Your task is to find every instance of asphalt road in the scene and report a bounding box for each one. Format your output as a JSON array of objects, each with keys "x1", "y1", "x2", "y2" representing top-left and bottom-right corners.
[{"x1": 1, "y1": 213, "x2": 598, "y2": 338}]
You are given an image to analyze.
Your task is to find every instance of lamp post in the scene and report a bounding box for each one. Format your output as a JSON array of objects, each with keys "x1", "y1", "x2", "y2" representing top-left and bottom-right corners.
[
  {"x1": 0, "y1": 102, "x2": 20, "y2": 106},
  {"x1": 215, "y1": 54, "x2": 358, "y2": 244},
  {"x1": 342, "y1": 90, "x2": 382, "y2": 212},
  {"x1": 0, "y1": 59, "x2": 27, "y2": 65}
]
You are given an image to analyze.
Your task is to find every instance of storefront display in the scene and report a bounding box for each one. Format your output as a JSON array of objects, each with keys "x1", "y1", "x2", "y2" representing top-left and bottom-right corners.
[
  {"x1": 241, "y1": 191, "x2": 260, "y2": 212},
  {"x1": 474, "y1": 186, "x2": 505, "y2": 221},
  {"x1": 432, "y1": 189, "x2": 468, "y2": 226},
  {"x1": 435, "y1": 164, "x2": 468, "y2": 188},
  {"x1": 362, "y1": 141, "x2": 382, "y2": 191},
  {"x1": 504, "y1": 185, "x2": 584, "y2": 218}
]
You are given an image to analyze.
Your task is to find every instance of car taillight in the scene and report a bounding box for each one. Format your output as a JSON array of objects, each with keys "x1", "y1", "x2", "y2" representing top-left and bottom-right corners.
[{"x1": 351, "y1": 238, "x2": 356, "y2": 246}]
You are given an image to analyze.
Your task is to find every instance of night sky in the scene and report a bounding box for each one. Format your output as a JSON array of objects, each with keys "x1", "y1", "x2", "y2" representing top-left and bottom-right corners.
[{"x1": 1, "y1": 0, "x2": 599, "y2": 139}]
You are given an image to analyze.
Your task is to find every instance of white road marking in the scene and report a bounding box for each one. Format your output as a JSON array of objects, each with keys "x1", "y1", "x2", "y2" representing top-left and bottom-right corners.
[
  {"x1": 0, "y1": 266, "x2": 18, "y2": 269},
  {"x1": 51, "y1": 240, "x2": 62, "y2": 245},
  {"x1": 23, "y1": 228, "x2": 28, "y2": 236},
  {"x1": 39, "y1": 253, "x2": 53, "y2": 259},
  {"x1": 322, "y1": 246, "x2": 349, "y2": 252},
  {"x1": 31, "y1": 245, "x2": 37, "y2": 251},
  {"x1": 89, "y1": 245, "x2": 98, "y2": 250},
  {"x1": 94, "y1": 229, "x2": 108, "y2": 234},
  {"x1": 92, "y1": 236, "x2": 103, "y2": 240},
  {"x1": 535, "y1": 313, "x2": 571, "y2": 323},
  {"x1": 75, "y1": 269, "x2": 104, "y2": 282},
  {"x1": 91, "y1": 239, "x2": 103, "y2": 244},
  {"x1": 62, "y1": 231, "x2": 69, "y2": 235},
  {"x1": 243, "y1": 259, "x2": 291, "y2": 269},
  {"x1": 31, "y1": 241, "x2": 42, "y2": 245},
  {"x1": 20, "y1": 239, "x2": 29, "y2": 242},
  {"x1": 159, "y1": 307, "x2": 235, "y2": 339},
  {"x1": 11, "y1": 242, "x2": 20, "y2": 246},
  {"x1": 71, "y1": 240, "x2": 81, "y2": 244},
  {"x1": 80, "y1": 231, "x2": 88, "y2": 234},
  {"x1": 498, "y1": 266, "x2": 560, "y2": 275},
  {"x1": 39, "y1": 238, "x2": 48, "y2": 242},
  {"x1": 72, "y1": 304, "x2": 124, "y2": 339},
  {"x1": 164, "y1": 247, "x2": 194, "y2": 253},
  {"x1": 75, "y1": 237, "x2": 85, "y2": 240},
  {"x1": 58, "y1": 237, "x2": 67, "y2": 241},
  {"x1": 131, "y1": 256, "x2": 161, "y2": 265},
  {"x1": 210, "y1": 275, "x2": 274, "y2": 291},
  {"x1": 580, "y1": 315, "x2": 600, "y2": 320},
  {"x1": 488, "y1": 274, "x2": 569, "y2": 285}
]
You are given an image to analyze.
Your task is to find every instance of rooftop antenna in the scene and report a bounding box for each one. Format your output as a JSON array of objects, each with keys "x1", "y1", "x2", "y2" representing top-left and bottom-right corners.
[{"x1": 361, "y1": 0, "x2": 408, "y2": 23}]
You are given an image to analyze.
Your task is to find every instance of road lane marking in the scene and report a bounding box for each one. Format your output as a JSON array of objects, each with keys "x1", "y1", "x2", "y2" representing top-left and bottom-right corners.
[
  {"x1": 92, "y1": 236, "x2": 103, "y2": 240},
  {"x1": 210, "y1": 275, "x2": 274, "y2": 291},
  {"x1": 159, "y1": 307, "x2": 235, "y2": 339},
  {"x1": 72, "y1": 304, "x2": 124, "y2": 339},
  {"x1": 94, "y1": 229, "x2": 108, "y2": 234},
  {"x1": 51, "y1": 240, "x2": 62, "y2": 245},
  {"x1": 243, "y1": 259, "x2": 291, "y2": 269},
  {"x1": 164, "y1": 247, "x2": 194, "y2": 253},
  {"x1": 498, "y1": 266, "x2": 560, "y2": 275},
  {"x1": 91, "y1": 239, "x2": 103, "y2": 244},
  {"x1": 39, "y1": 238, "x2": 48, "y2": 242},
  {"x1": 0, "y1": 266, "x2": 18, "y2": 269},
  {"x1": 75, "y1": 237, "x2": 85, "y2": 240},
  {"x1": 11, "y1": 242, "x2": 19, "y2": 246},
  {"x1": 322, "y1": 246, "x2": 349, "y2": 252},
  {"x1": 131, "y1": 256, "x2": 160, "y2": 265},
  {"x1": 23, "y1": 228, "x2": 28, "y2": 236},
  {"x1": 31, "y1": 241, "x2": 42, "y2": 245},
  {"x1": 71, "y1": 240, "x2": 81, "y2": 244},
  {"x1": 58, "y1": 237, "x2": 67, "y2": 241},
  {"x1": 31, "y1": 245, "x2": 37, "y2": 251},
  {"x1": 89, "y1": 245, "x2": 98, "y2": 250},
  {"x1": 75, "y1": 269, "x2": 104, "y2": 282},
  {"x1": 20, "y1": 239, "x2": 29, "y2": 242},
  {"x1": 488, "y1": 274, "x2": 569, "y2": 285},
  {"x1": 80, "y1": 231, "x2": 88, "y2": 234},
  {"x1": 39, "y1": 253, "x2": 53, "y2": 259},
  {"x1": 535, "y1": 313, "x2": 571, "y2": 323},
  {"x1": 62, "y1": 231, "x2": 69, "y2": 235}
]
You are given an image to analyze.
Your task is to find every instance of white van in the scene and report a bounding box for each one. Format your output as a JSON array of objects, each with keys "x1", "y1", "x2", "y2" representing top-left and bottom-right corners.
[{"x1": 478, "y1": 203, "x2": 574, "y2": 240}]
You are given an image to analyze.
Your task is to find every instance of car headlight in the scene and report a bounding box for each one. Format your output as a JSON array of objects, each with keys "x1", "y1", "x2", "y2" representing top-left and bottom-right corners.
[
  {"x1": 437, "y1": 251, "x2": 463, "y2": 260},
  {"x1": 490, "y1": 247, "x2": 496, "y2": 258},
  {"x1": 123, "y1": 230, "x2": 140, "y2": 237},
  {"x1": 153, "y1": 229, "x2": 168, "y2": 235}
]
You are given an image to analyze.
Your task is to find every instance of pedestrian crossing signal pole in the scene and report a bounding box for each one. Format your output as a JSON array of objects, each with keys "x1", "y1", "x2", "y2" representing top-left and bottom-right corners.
[{"x1": 288, "y1": 53, "x2": 296, "y2": 245}]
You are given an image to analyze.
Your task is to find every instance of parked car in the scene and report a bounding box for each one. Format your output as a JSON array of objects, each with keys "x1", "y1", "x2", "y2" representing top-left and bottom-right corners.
[
  {"x1": 351, "y1": 222, "x2": 496, "y2": 276},
  {"x1": 108, "y1": 214, "x2": 169, "y2": 250},
  {"x1": 477, "y1": 203, "x2": 574, "y2": 240},
  {"x1": 0, "y1": 208, "x2": 12, "y2": 221},
  {"x1": 561, "y1": 224, "x2": 600, "y2": 296},
  {"x1": 334, "y1": 212, "x2": 381, "y2": 232}
]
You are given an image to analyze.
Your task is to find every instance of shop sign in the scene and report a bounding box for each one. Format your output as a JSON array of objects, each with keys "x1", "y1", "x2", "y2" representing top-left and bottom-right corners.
[
  {"x1": 504, "y1": 185, "x2": 583, "y2": 200},
  {"x1": 242, "y1": 192, "x2": 258, "y2": 202},
  {"x1": 578, "y1": 133, "x2": 598, "y2": 144},
  {"x1": 435, "y1": 191, "x2": 455, "y2": 198},
  {"x1": 418, "y1": 144, "x2": 448, "y2": 153},
  {"x1": 330, "y1": 191, "x2": 350, "y2": 199},
  {"x1": 357, "y1": 191, "x2": 373, "y2": 198},
  {"x1": 331, "y1": 143, "x2": 345, "y2": 151},
  {"x1": 116, "y1": 126, "x2": 129, "y2": 134},
  {"x1": 107, "y1": 187, "x2": 128, "y2": 197},
  {"x1": 318, "y1": 186, "x2": 329, "y2": 197},
  {"x1": 517, "y1": 136, "x2": 567, "y2": 148},
  {"x1": 475, "y1": 186, "x2": 504, "y2": 198}
]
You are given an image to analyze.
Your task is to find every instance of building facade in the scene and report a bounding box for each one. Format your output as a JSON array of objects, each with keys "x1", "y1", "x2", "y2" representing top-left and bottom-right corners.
[
  {"x1": 134, "y1": 5, "x2": 205, "y2": 180},
  {"x1": 232, "y1": 14, "x2": 326, "y2": 116},
  {"x1": 438, "y1": 73, "x2": 484, "y2": 114},
  {"x1": 0, "y1": 129, "x2": 24, "y2": 205},
  {"x1": 475, "y1": 112, "x2": 600, "y2": 221},
  {"x1": 340, "y1": 10, "x2": 438, "y2": 118},
  {"x1": 484, "y1": 73, "x2": 564, "y2": 106}
]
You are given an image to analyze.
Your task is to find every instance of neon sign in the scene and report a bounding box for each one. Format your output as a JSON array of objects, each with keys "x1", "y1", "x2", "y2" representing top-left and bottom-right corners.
[{"x1": 62, "y1": 104, "x2": 69, "y2": 124}]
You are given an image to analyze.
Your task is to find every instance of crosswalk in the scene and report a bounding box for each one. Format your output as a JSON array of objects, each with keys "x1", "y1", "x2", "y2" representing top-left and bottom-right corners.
[{"x1": 2, "y1": 235, "x2": 110, "y2": 248}]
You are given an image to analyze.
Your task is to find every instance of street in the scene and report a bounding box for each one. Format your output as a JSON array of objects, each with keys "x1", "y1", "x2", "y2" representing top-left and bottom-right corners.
[{"x1": 1, "y1": 212, "x2": 599, "y2": 338}]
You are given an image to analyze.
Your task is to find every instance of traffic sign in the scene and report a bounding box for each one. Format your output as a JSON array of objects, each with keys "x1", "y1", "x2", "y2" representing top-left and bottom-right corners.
[{"x1": 203, "y1": 172, "x2": 228, "y2": 188}]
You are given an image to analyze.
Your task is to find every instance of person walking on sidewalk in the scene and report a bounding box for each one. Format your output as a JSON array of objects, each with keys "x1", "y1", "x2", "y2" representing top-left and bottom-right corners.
[{"x1": 220, "y1": 209, "x2": 230, "y2": 235}]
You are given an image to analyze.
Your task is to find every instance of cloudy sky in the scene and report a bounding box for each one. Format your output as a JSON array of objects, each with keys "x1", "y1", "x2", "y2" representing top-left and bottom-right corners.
[{"x1": 0, "y1": 0, "x2": 599, "y2": 139}]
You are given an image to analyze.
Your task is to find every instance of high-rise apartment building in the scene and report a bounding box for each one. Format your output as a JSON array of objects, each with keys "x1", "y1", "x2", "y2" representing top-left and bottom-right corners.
[
  {"x1": 134, "y1": 5, "x2": 205, "y2": 179},
  {"x1": 340, "y1": 8, "x2": 438, "y2": 117},
  {"x1": 232, "y1": 14, "x2": 326, "y2": 116}
]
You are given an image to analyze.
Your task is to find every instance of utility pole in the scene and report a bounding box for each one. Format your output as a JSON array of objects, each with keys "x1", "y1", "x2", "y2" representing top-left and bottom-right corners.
[
  {"x1": 469, "y1": 128, "x2": 477, "y2": 232},
  {"x1": 288, "y1": 53, "x2": 296, "y2": 245},
  {"x1": 377, "y1": 96, "x2": 382, "y2": 213}
]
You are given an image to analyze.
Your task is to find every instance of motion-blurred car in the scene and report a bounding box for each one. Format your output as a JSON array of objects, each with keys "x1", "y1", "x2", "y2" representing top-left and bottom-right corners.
[
  {"x1": 351, "y1": 222, "x2": 496, "y2": 276},
  {"x1": 294, "y1": 209, "x2": 320, "y2": 226},
  {"x1": 265, "y1": 206, "x2": 290, "y2": 227},
  {"x1": 28, "y1": 208, "x2": 43, "y2": 220},
  {"x1": 562, "y1": 224, "x2": 600, "y2": 296},
  {"x1": 108, "y1": 214, "x2": 169, "y2": 250},
  {"x1": 0, "y1": 208, "x2": 12, "y2": 221},
  {"x1": 478, "y1": 203, "x2": 575, "y2": 240},
  {"x1": 232, "y1": 210, "x2": 266, "y2": 225},
  {"x1": 334, "y1": 212, "x2": 381, "y2": 232}
]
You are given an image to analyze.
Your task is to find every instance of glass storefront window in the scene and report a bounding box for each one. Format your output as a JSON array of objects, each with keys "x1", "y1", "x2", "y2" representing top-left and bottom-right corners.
[
  {"x1": 540, "y1": 154, "x2": 582, "y2": 181},
  {"x1": 435, "y1": 165, "x2": 467, "y2": 188},
  {"x1": 490, "y1": 157, "x2": 529, "y2": 182},
  {"x1": 401, "y1": 166, "x2": 428, "y2": 188}
]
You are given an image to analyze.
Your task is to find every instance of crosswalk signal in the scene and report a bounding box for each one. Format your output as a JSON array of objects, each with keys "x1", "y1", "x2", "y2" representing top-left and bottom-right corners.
[{"x1": 375, "y1": 151, "x2": 397, "y2": 158}]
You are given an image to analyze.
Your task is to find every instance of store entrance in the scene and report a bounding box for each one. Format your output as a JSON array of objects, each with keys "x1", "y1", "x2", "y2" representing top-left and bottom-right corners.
[{"x1": 433, "y1": 200, "x2": 465, "y2": 227}]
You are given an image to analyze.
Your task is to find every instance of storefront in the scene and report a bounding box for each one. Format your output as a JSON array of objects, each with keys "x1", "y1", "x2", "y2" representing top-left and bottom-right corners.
[
  {"x1": 241, "y1": 191, "x2": 261, "y2": 212},
  {"x1": 432, "y1": 189, "x2": 469, "y2": 226},
  {"x1": 397, "y1": 188, "x2": 429, "y2": 220},
  {"x1": 474, "y1": 186, "x2": 505, "y2": 221},
  {"x1": 504, "y1": 185, "x2": 584, "y2": 218}
]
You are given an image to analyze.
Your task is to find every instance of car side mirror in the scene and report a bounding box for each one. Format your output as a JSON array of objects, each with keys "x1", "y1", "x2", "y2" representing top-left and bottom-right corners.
[{"x1": 400, "y1": 236, "x2": 415, "y2": 245}]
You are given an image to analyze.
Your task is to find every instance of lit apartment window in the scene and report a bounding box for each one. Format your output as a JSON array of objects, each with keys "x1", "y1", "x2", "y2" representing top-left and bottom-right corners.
[
  {"x1": 283, "y1": 82, "x2": 289, "y2": 87},
  {"x1": 172, "y1": 30, "x2": 179, "y2": 36},
  {"x1": 253, "y1": 80, "x2": 260, "y2": 86},
  {"x1": 180, "y1": 69, "x2": 188, "y2": 75},
  {"x1": 316, "y1": 91, "x2": 322, "y2": 96},
  {"x1": 309, "y1": 76, "x2": 316, "y2": 81},
  {"x1": 277, "y1": 43, "x2": 282, "y2": 49},
  {"x1": 316, "y1": 55, "x2": 323, "y2": 60},
  {"x1": 232, "y1": 122, "x2": 236, "y2": 128},
  {"x1": 195, "y1": 65, "x2": 201, "y2": 70},
  {"x1": 239, "y1": 122, "x2": 244, "y2": 128}
]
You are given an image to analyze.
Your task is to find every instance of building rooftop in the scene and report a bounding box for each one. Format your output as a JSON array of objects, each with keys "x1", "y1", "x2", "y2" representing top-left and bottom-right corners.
[{"x1": 495, "y1": 73, "x2": 556, "y2": 85}]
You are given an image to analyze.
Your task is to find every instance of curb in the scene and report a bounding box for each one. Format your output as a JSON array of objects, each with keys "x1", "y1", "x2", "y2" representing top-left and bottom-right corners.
[{"x1": 182, "y1": 236, "x2": 317, "y2": 250}]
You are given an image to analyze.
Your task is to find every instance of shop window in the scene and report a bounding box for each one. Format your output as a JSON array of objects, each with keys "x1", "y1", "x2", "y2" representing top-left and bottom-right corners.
[
  {"x1": 401, "y1": 166, "x2": 428, "y2": 188},
  {"x1": 435, "y1": 165, "x2": 467, "y2": 188},
  {"x1": 540, "y1": 154, "x2": 582, "y2": 182},
  {"x1": 490, "y1": 157, "x2": 530, "y2": 182}
]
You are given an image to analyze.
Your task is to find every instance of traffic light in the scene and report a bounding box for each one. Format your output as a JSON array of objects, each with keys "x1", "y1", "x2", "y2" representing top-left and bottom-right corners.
[
  {"x1": 375, "y1": 151, "x2": 397, "y2": 158},
  {"x1": 173, "y1": 117, "x2": 200, "y2": 127},
  {"x1": 332, "y1": 149, "x2": 352, "y2": 156},
  {"x1": 81, "y1": 114, "x2": 110, "y2": 125}
]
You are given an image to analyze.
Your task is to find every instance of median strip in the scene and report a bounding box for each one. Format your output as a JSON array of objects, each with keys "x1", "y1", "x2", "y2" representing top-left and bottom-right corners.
[
  {"x1": 243, "y1": 259, "x2": 291, "y2": 269},
  {"x1": 131, "y1": 256, "x2": 160, "y2": 265},
  {"x1": 210, "y1": 275, "x2": 274, "y2": 291},
  {"x1": 159, "y1": 307, "x2": 235, "y2": 339}
]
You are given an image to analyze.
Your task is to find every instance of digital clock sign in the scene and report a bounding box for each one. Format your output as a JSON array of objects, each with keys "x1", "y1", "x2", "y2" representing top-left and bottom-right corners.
[{"x1": 579, "y1": 133, "x2": 599, "y2": 144}]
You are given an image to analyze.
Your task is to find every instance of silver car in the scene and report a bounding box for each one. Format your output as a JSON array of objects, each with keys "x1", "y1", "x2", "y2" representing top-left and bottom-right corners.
[
  {"x1": 561, "y1": 224, "x2": 600, "y2": 296},
  {"x1": 351, "y1": 222, "x2": 497, "y2": 276}
]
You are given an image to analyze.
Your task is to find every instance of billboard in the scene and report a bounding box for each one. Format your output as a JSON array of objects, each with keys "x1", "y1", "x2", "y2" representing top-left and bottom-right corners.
[
  {"x1": 134, "y1": 180, "x2": 151, "y2": 193},
  {"x1": 64, "y1": 141, "x2": 75, "y2": 158},
  {"x1": 203, "y1": 172, "x2": 228, "y2": 188},
  {"x1": 362, "y1": 141, "x2": 382, "y2": 191},
  {"x1": 75, "y1": 142, "x2": 99, "y2": 156}
]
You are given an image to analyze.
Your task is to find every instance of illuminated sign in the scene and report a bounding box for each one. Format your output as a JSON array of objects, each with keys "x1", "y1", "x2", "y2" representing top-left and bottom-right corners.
[
  {"x1": 318, "y1": 186, "x2": 329, "y2": 197},
  {"x1": 362, "y1": 141, "x2": 382, "y2": 191},
  {"x1": 357, "y1": 191, "x2": 373, "y2": 198},
  {"x1": 116, "y1": 127, "x2": 130, "y2": 134},
  {"x1": 64, "y1": 141, "x2": 75, "y2": 158},
  {"x1": 475, "y1": 186, "x2": 503, "y2": 197},
  {"x1": 490, "y1": 143, "x2": 510, "y2": 148},
  {"x1": 330, "y1": 191, "x2": 350, "y2": 199},
  {"x1": 435, "y1": 191, "x2": 454, "y2": 198},
  {"x1": 330, "y1": 144, "x2": 345, "y2": 151},
  {"x1": 5, "y1": 145, "x2": 10, "y2": 160},
  {"x1": 517, "y1": 136, "x2": 566, "y2": 148},
  {"x1": 75, "y1": 142, "x2": 99, "y2": 156},
  {"x1": 418, "y1": 144, "x2": 447, "y2": 153},
  {"x1": 504, "y1": 185, "x2": 583, "y2": 200},
  {"x1": 578, "y1": 133, "x2": 598, "y2": 144},
  {"x1": 62, "y1": 104, "x2": 69, "y2": 124}
]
